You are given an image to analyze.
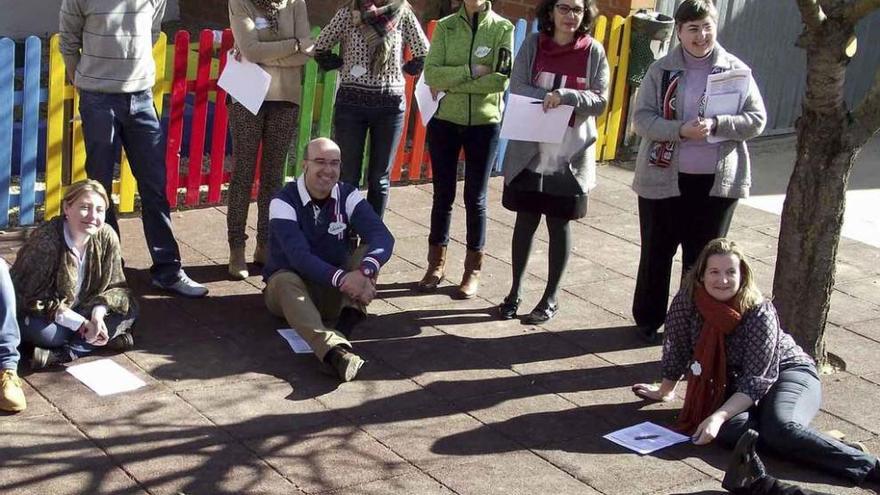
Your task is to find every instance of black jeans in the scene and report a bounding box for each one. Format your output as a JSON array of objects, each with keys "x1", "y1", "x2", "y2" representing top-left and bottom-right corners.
[
  {"x1": 78, "y1": 89, "x2": 183, "y2": 285},
  {"x1": 333, "y1": 103, "x2": 405, "y2": 218},
  {"x1": 426, "y1": 119, "x2": 500, "y2": 251},
  {"x1": 718, "y1": 364, "x2": 878, "y2": 483},
  {"x1": 632, "y1": 173, "x2": 737, "y2": 329}
]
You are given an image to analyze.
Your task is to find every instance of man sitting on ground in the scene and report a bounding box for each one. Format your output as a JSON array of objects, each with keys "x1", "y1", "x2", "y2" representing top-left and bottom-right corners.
[{"x1": 263, "y1": 138, "x2": 394, "y2": 382}]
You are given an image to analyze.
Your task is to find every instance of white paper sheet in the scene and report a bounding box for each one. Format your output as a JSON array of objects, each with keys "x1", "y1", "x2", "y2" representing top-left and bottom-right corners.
[
  {"x1": 217, "y1": 50, "x2": 272, "y2": 115},
  {"x1": 706, "y1": 68, "x2": 751, "y2": 96},
  {"x1": 66, "y1": 359, "x2": 147, "y2": 396},
  {"x1": 414, "y1": 74, "x2": 445, "y2": 126},
  {"x1": 500, "y1": 94, "x2": 575, "y2": 144},
  {"x1": 277, "y1": 328, "x2": 314, "y2": 354},
  {"x1": 603, "y1": 421, "x2": 690, "y2": 455},
  {"x1": 704, "y1": 69, "x2": 751, "y2": 143}
]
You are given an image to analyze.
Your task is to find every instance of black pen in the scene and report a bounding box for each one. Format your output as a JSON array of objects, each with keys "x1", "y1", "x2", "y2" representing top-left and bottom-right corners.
[
  {"x1": 635, "y1": 434, "x2": 660, "y2": 440},
  {"x1": 530, "y1": 101, "x2": 543, "y2": 104}
]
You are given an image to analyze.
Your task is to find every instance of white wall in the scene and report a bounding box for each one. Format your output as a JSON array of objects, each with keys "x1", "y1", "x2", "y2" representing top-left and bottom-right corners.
[{"x1": 0, "y1": 0, "x2": 180, "y2": 40}]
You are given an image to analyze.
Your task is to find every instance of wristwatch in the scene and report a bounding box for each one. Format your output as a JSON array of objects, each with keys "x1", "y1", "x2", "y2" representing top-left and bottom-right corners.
[{"x1": 360, "y1": 265, "x2": 375, "y2": 278}]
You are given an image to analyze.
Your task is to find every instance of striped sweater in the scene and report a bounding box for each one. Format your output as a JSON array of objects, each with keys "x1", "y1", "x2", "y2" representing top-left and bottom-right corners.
[{"x1": 59, "y1": 0, "x2": 165, "y2": 93}]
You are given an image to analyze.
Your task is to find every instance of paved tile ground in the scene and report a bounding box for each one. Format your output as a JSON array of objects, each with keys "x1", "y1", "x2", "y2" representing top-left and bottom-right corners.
[{"x1": 1, "y1": 163, "x2": 879, "y2": 495}]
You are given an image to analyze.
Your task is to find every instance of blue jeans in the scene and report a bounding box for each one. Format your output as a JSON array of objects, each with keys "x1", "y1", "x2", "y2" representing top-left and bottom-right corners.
[
  {"x1": 717, "y1": 364, "x2": 878, "y2": 482},
  {"x1": 426, "y1": 119, "x2": 500, "y2": 251},
  {"x1": 19, "y1": 307, "x2": 138, "y2": 361},
  {"x1": 0, "y1": 263, "x2": 20, "y2": 370},
  {"x1": 333, "y1": 103, "x2": 405, "y2": 218},
  {"x1": 78, "y1": 89, "x2": 183, "y2": 285}
]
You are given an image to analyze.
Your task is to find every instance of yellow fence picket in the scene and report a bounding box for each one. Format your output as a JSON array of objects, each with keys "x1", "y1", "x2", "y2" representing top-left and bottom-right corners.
[
  {"x1": 602, "y1": 15, "x2": 631, "y2": 161},
  {"x1": 45, "y1": 35, "x2": 66, "y2": 220}
]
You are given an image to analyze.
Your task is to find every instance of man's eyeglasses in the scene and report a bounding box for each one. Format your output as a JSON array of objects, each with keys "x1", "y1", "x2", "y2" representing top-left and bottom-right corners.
[
  {"x1": 554, "y1": 4, "x2": 585, "y2": 16},
  {"x1": 307, "y1": 158, "x2": 342, "y2": 168}
]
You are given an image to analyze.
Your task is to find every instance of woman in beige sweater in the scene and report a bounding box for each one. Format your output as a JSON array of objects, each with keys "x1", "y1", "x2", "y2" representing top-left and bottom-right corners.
[{"x1": 227, "y1": 0, "x2": 314, "y2": 279}]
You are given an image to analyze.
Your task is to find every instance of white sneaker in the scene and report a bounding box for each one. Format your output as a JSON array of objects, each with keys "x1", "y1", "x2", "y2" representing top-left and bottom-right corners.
[{"x1": 152, "y1": 272, "x2": 209, "y2": 298}]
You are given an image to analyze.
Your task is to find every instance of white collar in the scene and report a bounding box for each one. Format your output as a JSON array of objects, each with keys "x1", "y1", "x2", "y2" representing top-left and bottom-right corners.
[
  {"x1": 62, "y1": 222, "x2": 88, "y2": 261},
  {"x1": 296, "y1": 175, "x2": 339, "y2": 207}
]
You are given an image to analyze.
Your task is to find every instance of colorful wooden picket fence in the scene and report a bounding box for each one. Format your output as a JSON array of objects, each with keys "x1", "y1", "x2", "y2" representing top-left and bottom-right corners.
[{"x1": 0, "y1": 14, "x2": 633, "y2": 228}]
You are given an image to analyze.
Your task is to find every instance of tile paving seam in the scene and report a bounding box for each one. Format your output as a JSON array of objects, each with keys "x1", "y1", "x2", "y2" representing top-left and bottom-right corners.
[
  {"x1": 330, "y1": 424, "x2": 456, "y2": 494},
  {"x1": 837, "y1": 325, "x2": 880, "y2": 346},
  {"x1": 44, "y1": 406, "x2": 152, "y2": 494},
  {"x1": 832, "y1": 287, "x2": 880, "y2": 313},
  {"x1": 529, "y1": 447, "x2": 616, "y2": 495},
  {"x1": 168, "y1": 390, "x2": 310, "y2": 494}
]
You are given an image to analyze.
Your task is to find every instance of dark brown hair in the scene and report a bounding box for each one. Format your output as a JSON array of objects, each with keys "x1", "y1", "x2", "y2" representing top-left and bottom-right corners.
[
  {"x1": 674, "y1": 0, "x2": 718, "y2": 25},
  {"x1": 536, "y1": 0, "x2": 599, "y2": 36},
  {"x1": 681, "y1": 238, "x2": 764, "y2": 312}
]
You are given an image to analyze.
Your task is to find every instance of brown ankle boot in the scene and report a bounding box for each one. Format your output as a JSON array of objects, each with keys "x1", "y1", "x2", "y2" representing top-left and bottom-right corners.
[
  {"x1": 253, "y1": 241, "x2": 268, "y2": 266},
  {"x1": 455, "y1": 249, "x2": 483, "y2": 299},
  {"x1": 228, "y1": 245, "x2": 248, "y2": 280},
  {"x1": 417, "y1": 244, "x2": 446, "y2": 292}
]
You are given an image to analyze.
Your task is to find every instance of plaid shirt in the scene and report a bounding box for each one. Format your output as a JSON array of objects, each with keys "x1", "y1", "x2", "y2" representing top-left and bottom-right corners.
[{"x1": 662, "y1": 291, "x2": 814, "y2": 403}]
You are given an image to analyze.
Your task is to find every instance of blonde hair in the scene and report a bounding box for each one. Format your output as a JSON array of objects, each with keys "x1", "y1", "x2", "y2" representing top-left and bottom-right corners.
[
  {"x1": 63, "y1": 179, "x2": 110, "y2": 212},
  {"x1": 681, "y1": 238, "x2": 764, "y2": 312}
]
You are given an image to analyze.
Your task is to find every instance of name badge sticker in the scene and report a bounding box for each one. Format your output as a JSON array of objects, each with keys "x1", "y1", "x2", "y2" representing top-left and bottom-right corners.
[
  {"x1": 474, "y1": 45, "x2": 491, "y2": 58},
  {"x1": 328, "y1": 222, "x2": 347, "y2": 236},
  {"x1": 350, "y1": 65, "x2": 368, "y2": 78},
  {"x1": 254, "y1": 17, "x2": 270, "y2": 29}
]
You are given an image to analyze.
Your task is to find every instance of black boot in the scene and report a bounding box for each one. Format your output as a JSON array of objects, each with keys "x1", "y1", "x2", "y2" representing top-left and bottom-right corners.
[
  {"x1": 31, "y1": 347, "x2": 72, "y2": 371},
  {"x1": 722, "y1": 429, "x2": 766, "y2": 493}
]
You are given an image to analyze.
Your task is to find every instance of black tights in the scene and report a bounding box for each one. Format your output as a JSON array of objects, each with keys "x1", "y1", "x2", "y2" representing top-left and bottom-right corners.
[{"x1": 507, "y1": 212, "x2": 570, "y2": 306}]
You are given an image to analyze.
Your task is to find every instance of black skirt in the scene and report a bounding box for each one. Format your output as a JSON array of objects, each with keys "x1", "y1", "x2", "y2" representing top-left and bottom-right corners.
[{"x1": 502, "y1": 169, "x2": 589, "y2": 220}]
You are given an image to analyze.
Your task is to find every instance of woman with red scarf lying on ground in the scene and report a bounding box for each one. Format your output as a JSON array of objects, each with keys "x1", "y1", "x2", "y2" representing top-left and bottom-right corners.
[{"x1": 631, "y1": 238, "x2": 880, "y2": 492}]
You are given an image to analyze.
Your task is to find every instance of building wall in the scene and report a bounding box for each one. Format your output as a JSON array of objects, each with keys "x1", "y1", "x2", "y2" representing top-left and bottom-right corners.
[
  {"x1": 179, "y1": 0, "x2": 657, "y2": 31},
  {"x1": 1, "y1": 0, "x2": 179, "y2": 40},
  {"x1": 655, "y1": 0, "x2": 880, "y2": 133}
]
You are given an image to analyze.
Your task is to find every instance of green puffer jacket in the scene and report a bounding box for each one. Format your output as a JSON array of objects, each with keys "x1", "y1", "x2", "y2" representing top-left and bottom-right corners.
[{"x1": 424, "y1": 2, "x2": 514, "y2": 126}]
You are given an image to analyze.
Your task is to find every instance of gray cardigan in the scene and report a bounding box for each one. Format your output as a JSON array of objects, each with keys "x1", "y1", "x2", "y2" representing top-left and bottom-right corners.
[
  {"x1": 631, "y1": 44, "x2": 767, "y2": 199},
  {"x1": 501, "y1": 33, "x2": 610, "y2": 193}
]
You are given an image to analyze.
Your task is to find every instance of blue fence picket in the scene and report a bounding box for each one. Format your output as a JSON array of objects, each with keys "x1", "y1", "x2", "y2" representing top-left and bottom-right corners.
[
  {"x1": 0, "y1": 39, "x2": 14, "y2": 228},
  {"x1": 19, "y1": 36, "x2": 40, "y2": 225},
  {"x1": 493, "y1": 19, "x2": 529, "y2": 173}
]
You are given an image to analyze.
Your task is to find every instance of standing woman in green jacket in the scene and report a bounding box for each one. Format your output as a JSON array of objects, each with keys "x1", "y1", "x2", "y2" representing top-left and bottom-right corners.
[{"x1": 419, "y1": 0, "x2": 513, "y2": 299}]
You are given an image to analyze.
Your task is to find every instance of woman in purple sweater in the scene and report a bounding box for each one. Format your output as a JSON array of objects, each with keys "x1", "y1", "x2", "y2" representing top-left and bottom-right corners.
[{"x1": 629, "y1": 0, "x2": 766, "y2": 342}]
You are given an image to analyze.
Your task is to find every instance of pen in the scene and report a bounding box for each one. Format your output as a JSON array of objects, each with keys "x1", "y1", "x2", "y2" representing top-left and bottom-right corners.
[
  {"x1": 530, "y1": 101, "x2": 543, "y2": 104},
  {"x1": 635, "y1": 434, "x2": 660, "y2": 440}
]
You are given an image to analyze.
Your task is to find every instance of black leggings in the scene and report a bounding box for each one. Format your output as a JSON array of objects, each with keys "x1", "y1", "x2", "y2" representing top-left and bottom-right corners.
[{"x1": 506, "y1": 211, "x2": 570, "y2": 306}]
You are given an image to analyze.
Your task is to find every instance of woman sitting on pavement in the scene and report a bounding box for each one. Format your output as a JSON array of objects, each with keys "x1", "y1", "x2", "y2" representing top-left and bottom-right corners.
[
  {"x1": 11, "y1": 180, "x2": 138, "y2": 370},
  {"x1": 497, "y1": 0, "x2": 609, "y2": 324},
  {"x1": 631, "y1": 238, "x2": 880, "y2": 486}
]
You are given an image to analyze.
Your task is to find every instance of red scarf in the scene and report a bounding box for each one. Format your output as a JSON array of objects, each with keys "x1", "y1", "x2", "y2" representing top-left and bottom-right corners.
[
  {"x1": 533, "y1": 33, "x2": 591, "y2": 127},
  {"x1": 676, "y1": 285, "x2": 742, "y2": 434}
]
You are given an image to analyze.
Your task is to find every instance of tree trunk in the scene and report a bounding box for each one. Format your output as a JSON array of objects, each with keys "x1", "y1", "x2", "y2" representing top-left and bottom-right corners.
[{"x1": 772, "y1": 23, "x2": 857, "y2": 366}]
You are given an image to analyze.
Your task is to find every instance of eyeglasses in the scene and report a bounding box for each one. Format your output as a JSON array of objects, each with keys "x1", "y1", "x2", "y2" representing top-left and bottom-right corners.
[
  {"x1": 554, "y1": 4, "x2": 585, "y2": 16},
  {"x1": 307, "y1": 158, "x2": 342, "y2": 168}
]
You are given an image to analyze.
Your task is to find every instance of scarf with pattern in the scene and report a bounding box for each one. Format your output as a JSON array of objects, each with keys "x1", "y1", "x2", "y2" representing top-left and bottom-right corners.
[
  {"x1": 350, "y1": 0, "x2": 406, "y2": 74},
  {"x1": 252, "y1": 0, "x2": 286, "y2": 32}
]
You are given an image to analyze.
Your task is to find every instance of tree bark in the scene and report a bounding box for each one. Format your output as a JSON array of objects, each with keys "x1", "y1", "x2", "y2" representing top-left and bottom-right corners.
[{"x1": 774, "y1": 1, "x2": 880, "y2": 366}]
